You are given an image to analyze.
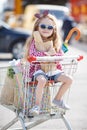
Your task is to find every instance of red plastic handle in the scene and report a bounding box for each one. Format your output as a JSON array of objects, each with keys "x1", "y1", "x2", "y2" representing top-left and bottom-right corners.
[
  {"x1": 77, "y1": 55, "x2": 84, "y2": 61},
  {"x1": 27, "y1": 56, "x2": 36, "y2": 62}
]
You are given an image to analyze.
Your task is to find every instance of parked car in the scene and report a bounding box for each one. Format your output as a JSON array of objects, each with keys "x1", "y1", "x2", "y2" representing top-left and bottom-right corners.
[
  {"x1": 77, "y1": 19, "x2": 87, "y2": 42},
  {"x1": 0, "y1": 20, "x2": 31, "y2": 59}
]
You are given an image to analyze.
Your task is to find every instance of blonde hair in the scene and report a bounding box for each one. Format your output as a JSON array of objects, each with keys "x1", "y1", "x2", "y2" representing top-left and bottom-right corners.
[{"x1": 24, "y1": 13, "x2": 62, "y2": 59}]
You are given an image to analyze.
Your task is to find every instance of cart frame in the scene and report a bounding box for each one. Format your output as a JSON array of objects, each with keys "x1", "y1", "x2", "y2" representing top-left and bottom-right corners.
[{"x1": 0, "y1": 55, "x2": 81, "y2": 130}]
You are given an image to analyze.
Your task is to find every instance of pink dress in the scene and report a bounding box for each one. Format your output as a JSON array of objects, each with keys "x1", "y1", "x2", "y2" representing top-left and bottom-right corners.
[{"x1": 28, "y1": 40, "x2": 64, "y2": 78}]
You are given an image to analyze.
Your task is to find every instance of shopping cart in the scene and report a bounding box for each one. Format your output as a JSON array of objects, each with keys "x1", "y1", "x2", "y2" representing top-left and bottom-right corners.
[{"x1": 0, "y1": 55, "x2": 83, "y2": 130}]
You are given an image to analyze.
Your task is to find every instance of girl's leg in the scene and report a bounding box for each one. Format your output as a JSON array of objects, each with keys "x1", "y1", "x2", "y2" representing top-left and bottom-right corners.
[
  {"x1": 53, "y1": 74, "x2": 73, "y2": 109},
  {"x1": 55, "y1": 74, "x2": 73, "y2": 100},
  {"x1": 35, "y1": 75, "x2": 47, "y2": 106},
  {"x1": 29, "y1": 75, "x2": 47, "y2": 115}
]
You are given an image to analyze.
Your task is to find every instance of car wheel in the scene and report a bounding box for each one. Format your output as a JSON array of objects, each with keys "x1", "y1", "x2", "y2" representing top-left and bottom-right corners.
[{"x1": 11, "y1": 40, "x2": 25, "y2": 59}]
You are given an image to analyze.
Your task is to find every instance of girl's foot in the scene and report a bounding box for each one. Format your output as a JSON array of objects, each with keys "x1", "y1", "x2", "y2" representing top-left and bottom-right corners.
[
  {"x1": 29, "y1": 105, "x2": 40, "y2": 116},
  {"x1": 53, "y1": 99, "x2": 70, "y2": 110}
]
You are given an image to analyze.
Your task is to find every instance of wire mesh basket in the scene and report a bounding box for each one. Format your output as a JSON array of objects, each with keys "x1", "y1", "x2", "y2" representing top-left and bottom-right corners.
[{"x1": 0, "y1": 55, "x2": 82, "y2": 130}]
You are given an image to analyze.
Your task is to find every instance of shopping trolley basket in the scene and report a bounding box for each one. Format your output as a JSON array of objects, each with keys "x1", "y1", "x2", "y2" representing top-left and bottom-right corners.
[{"x1": 0, "y1": 55, "x2": 83, "y2": 130}]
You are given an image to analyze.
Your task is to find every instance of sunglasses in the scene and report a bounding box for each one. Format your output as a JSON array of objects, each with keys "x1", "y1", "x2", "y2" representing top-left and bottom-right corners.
[{"x1": 39, "y1": 24, "x2": 54, "y2": 30}]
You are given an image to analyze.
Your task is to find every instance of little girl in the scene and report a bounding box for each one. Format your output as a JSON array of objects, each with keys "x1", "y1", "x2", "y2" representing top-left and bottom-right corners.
[{"x1": 24, "y1": 10, "x2": 73, "y2": 115}]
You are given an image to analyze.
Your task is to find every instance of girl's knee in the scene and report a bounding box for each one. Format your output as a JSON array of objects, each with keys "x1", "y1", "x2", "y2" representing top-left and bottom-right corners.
[
  {"x1": 36, "y1": 75, "x2": 47, "y2": 84},
  {"x1": 66, "y1": 76, "x2": 73, "y2": 85},
  {"x1": 58, "y1": 74, "x2": 73, "y2": 85}
]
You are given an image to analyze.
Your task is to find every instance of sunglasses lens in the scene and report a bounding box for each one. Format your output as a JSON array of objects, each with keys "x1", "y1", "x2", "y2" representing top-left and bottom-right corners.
[
  {"x1": 40, "y1": 24, "x2": 46, "y2": 29},
  {"x1": 40, "y1": 24, "x2": 54, "y2": 30},
  {"x1": 48, "y1": 26, "x2": 53, "y2": 30}
]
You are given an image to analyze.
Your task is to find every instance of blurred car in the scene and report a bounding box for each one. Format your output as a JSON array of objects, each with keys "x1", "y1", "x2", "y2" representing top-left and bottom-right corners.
[
  {"x1": 0, "y1": 20, "x2": 31, "y2": 59},
  {"x1": 77, "y1": 18, "x2": 87, "y2": 42},
  {"x1": 24, "y1": 4, "x2": 70, "y2": 32}
]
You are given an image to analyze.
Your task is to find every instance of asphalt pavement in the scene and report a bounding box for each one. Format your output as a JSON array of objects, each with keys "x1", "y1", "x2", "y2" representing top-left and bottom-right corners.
[{"x1": 0, "y1": 40, "x2": 87, "y2": 130}]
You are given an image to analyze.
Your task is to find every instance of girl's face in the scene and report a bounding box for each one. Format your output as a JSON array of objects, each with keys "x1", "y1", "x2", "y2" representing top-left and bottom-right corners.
[{"x1": 38, "y1": 17, "x2": 55, "y2": 39}]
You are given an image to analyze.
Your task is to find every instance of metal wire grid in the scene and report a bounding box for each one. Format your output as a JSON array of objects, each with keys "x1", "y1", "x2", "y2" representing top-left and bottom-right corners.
[{"x1": 0, "y1": 57, "x2": 78, "y2": 130}]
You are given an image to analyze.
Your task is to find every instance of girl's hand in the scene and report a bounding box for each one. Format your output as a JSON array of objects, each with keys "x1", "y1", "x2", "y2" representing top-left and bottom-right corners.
[
  {"x1": 44, "y1": 52, "x2": 50, "y2": 56},
  {"x1": 44, "y1": 48, "x2": 56, "y2": 56}
]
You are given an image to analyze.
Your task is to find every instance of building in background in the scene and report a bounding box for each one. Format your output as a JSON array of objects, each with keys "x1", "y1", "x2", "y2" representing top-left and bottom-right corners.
[{"x1": 69, "y1": 0, "x2": 87, "y2": 22}]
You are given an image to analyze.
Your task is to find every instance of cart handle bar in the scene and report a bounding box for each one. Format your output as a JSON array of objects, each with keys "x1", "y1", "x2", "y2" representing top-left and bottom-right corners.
[{"x1": 27, "y1": 55, "x2": 83, "y2": 62}]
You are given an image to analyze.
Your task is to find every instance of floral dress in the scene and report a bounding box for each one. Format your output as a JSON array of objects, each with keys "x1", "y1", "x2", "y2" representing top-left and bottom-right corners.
[{"x1": 28, "y1": 40, "x2": 64, "y2": 78}]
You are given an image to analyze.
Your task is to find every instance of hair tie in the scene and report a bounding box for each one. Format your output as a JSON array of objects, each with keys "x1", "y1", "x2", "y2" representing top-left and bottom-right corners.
[{"x1": 34, "y1": 10, "x2": 49, "y2": 19}]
